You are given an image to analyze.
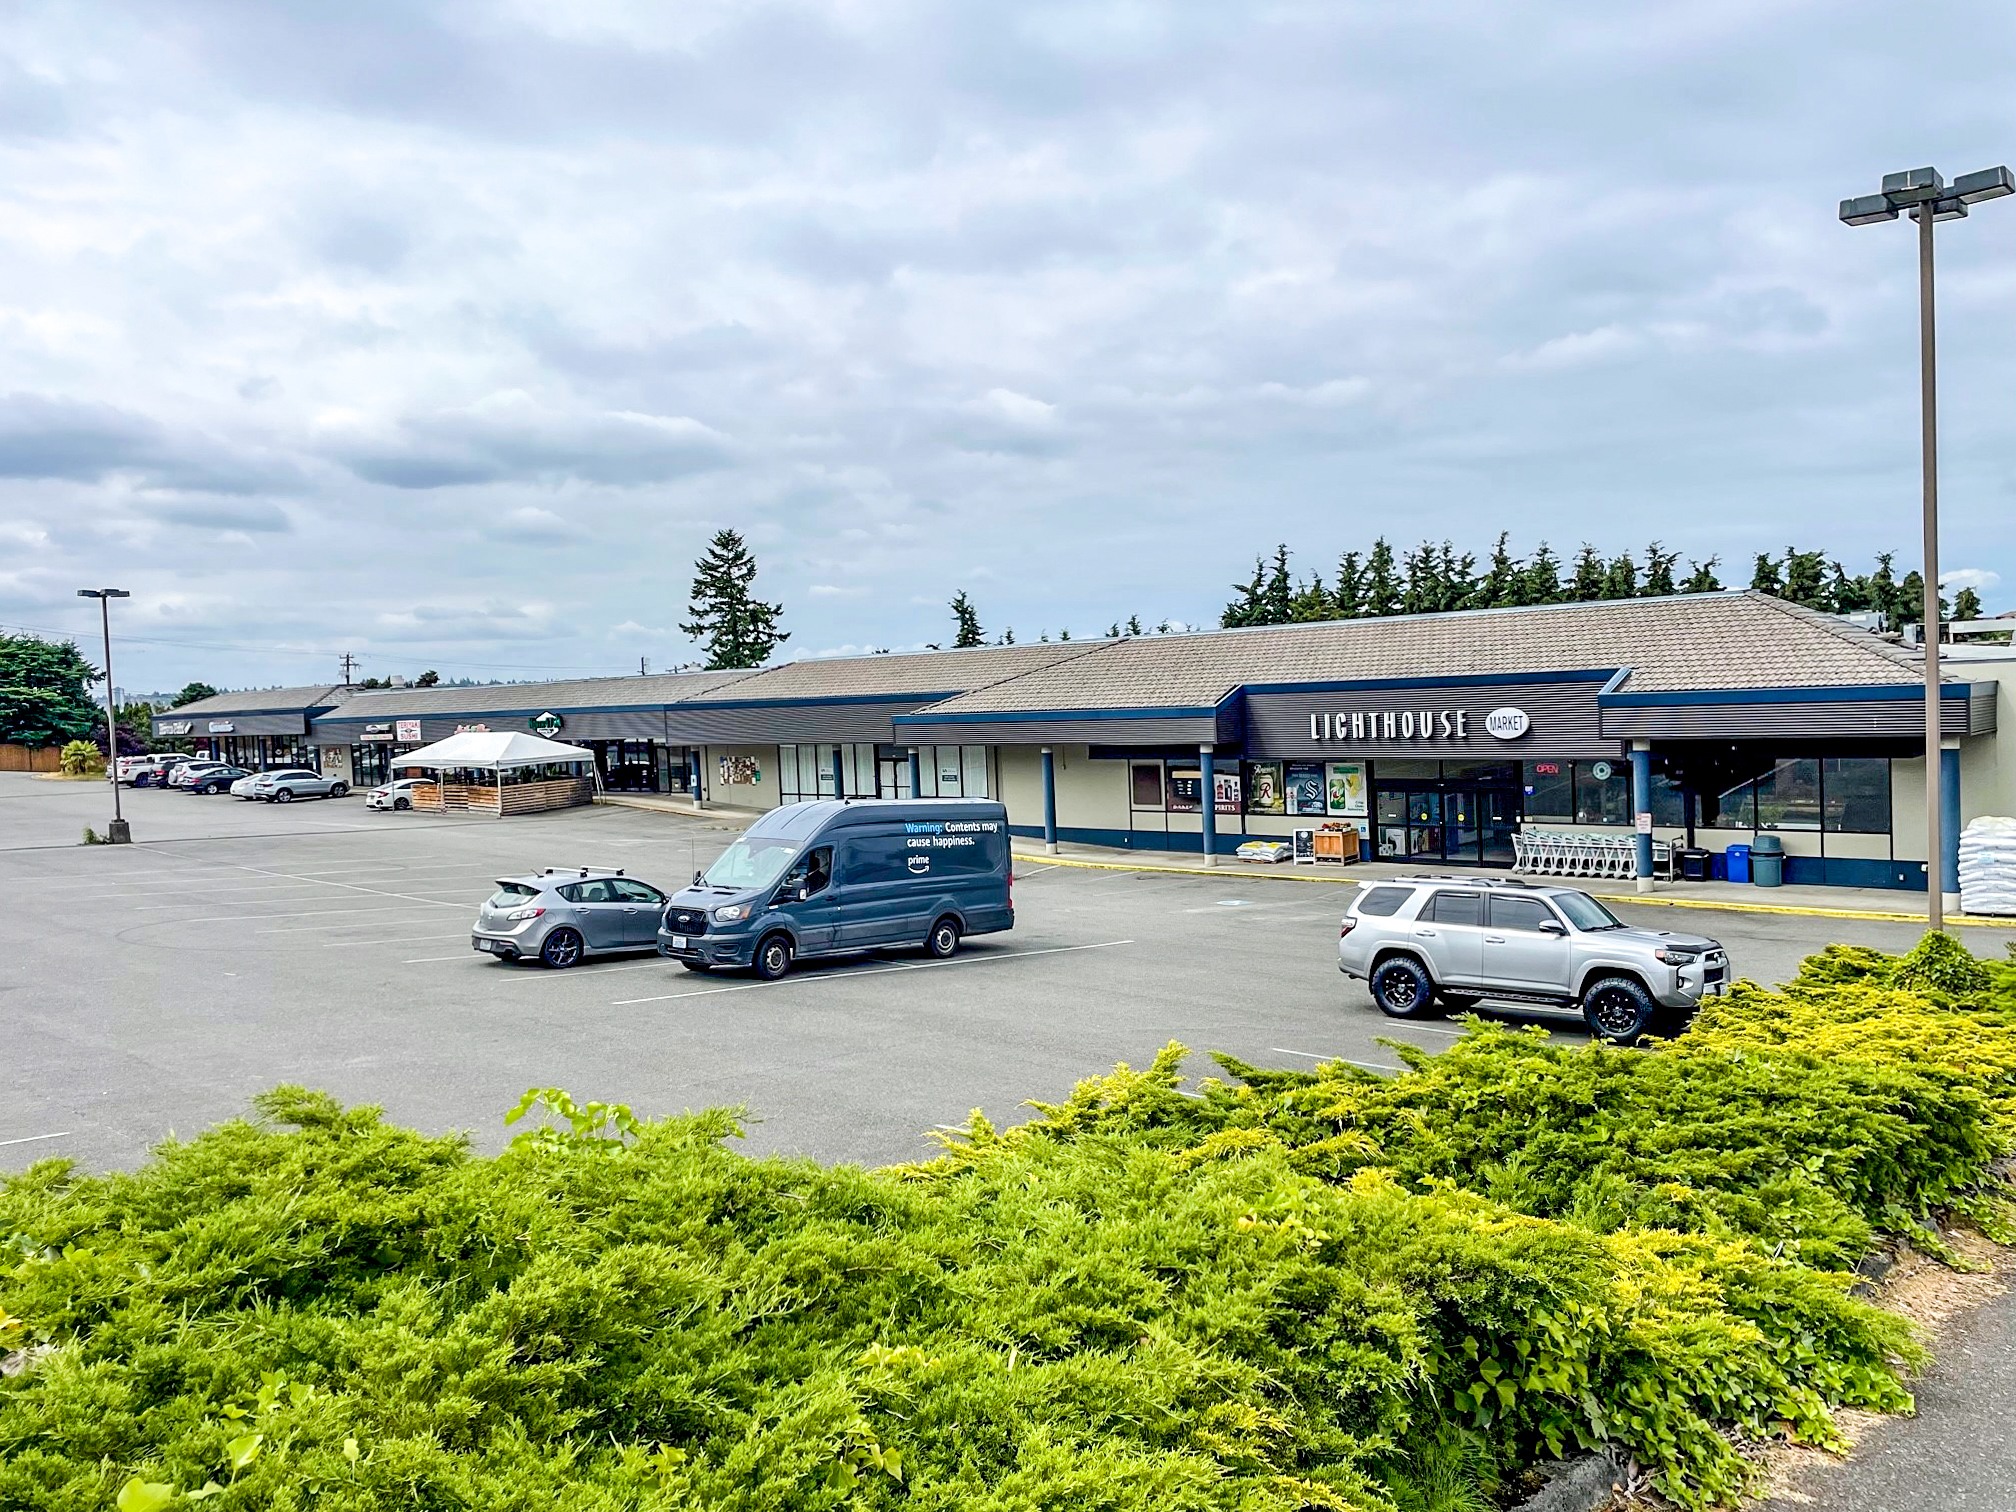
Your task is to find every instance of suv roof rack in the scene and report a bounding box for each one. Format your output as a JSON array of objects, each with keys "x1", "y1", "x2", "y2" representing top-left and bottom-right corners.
[{"x1": 1393, "y1": 874, "x2": 1538, "y2": 888}]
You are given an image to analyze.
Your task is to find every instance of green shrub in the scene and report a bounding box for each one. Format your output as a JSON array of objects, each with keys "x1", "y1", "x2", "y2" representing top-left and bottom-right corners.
[
  {"x1": 2, "y1": 935, "x2": 2010, "y2": 1512},
  {"x1": 57, "y1": 740, "x2": 101, "y2": 777}
]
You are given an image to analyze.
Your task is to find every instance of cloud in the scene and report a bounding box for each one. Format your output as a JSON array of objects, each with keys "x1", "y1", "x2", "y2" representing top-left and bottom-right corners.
[
  {"x1": 1941, "y1": 568, "x2": 2000, "y2": 595},
  {"x1": 0, "y1": 394, "x2": 298, "y2": 496},
  {"x1": 808, "y1": 583, "x2": 867, "y2": 596},
  {"x1": 148, "y1": 499, "x2": 293, "y2": 533},
  {"x1": 321, "y1": 392, "x2": 734, "y2": 489},
  {"x1": 495, "y1": 505, "x2": 586, "y2": 543}
]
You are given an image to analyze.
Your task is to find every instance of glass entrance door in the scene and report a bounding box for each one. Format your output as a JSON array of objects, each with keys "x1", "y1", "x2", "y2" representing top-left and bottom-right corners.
[{"x1": 1377, "y1": 782, "x2": 1520, "y2": 866}]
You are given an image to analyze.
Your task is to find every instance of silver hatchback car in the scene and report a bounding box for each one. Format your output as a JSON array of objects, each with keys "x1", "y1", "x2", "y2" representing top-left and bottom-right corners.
[{"x1": 472, "y1": 867, "x2": 671, "y2": 968}]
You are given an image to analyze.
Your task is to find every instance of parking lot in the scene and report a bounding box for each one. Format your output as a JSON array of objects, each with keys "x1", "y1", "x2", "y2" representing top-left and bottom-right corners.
[{"x1": 8, "y1": 771, "x2": 2014, "y2": 1174}]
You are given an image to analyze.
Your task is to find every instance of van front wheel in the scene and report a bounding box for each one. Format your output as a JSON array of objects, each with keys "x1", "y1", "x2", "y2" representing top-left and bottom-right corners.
[
  {"x1": 926, "y1": 917, "x2": 961, "y2": 959},
  {"x1": 754, "y1": 933, "x2": 793, "y2": 981}
]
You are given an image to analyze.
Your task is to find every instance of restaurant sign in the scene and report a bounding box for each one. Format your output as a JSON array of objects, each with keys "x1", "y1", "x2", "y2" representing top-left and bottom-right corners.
[
  {"x1": 361, "y1": 722, "x2": 393, "y2": 743},
  {"x1": 529, "y1": 711, "x2": 564, "y2": 738},
  {"x1": 157, "y1": 720, "x2": 192, "y2": 736},
  {"x1": 395, "y1": 719, "x2": 423, "y2": 742},
  {"x1": 207, "y1": 720, "x2": 235, "y2": 734}
]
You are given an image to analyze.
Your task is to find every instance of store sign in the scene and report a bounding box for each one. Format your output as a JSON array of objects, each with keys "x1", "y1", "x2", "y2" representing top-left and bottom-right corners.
[
  {"x1": 158, "y1": 720, "x2": 192, "y2": 736},
  {"x1": 529, "y1": 711, "x2": 564, "y2": 737},
  {"x1": 1305, "y1": 706, "x2": 1532, "y2": 743},
  {"x1": 395, "y1": 719, "x2": 423, "y2": 742},
  {"x1": 1484, "y1": 707, "x2": 1531, "y2": 740},
  {"x1": 455, "y1": 723, "x2": 491, "y2": 734},
  {"x1": 207, "y1": 721, "x2": 235, "y2": 734},
  {"x1": 360, "y1": 722, "x2": 393, "y2": 743}
]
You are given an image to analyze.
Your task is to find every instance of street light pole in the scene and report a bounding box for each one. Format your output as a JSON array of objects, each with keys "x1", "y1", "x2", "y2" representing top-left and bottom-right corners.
[
  {"x1": 77, "y1": 587, "x2": 132, "y2": 844},
  {"x1": 1840, "y1": 164, "x2": 2013, "y2": 931}
]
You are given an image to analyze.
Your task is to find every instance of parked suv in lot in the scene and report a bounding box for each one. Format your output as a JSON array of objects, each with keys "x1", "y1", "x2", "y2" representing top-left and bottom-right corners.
[
  {"x1": 1337, "y1": 876, "x2": 1728, "y2": 1043},
  {"x1": 472, "y1": 867, "x2": 671, "y2": 967}
]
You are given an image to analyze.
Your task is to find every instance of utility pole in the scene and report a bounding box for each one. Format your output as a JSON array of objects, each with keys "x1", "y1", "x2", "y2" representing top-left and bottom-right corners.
[
  {"x1": 339, "y1": 652, "x2": 358, "y2": 685},
  {"x1": 77, "y1": 588, "x2": 132, "y2": 844},
  {"x1": 639, "y1": 656, "x2": 649, "y2": 676}
]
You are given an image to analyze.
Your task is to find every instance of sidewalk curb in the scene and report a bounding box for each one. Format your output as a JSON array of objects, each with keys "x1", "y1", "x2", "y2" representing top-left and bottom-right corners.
[
  {"x1": 1010, "y1": 848, "x2": 2012, "y2": 928},
  {"x1": 1507, "y1": 1452, "x2": 1628, "y2": 1512}
]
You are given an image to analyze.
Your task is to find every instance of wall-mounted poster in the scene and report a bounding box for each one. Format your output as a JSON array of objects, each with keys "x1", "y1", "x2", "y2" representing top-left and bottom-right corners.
[
  {"x1": 1167, "y1": 769, "x2": 1202, "y2": 812},
  {"x1": 1246, "y1": 762, "x2": 1284, "y2": 816},
  {"x1": 1286, "y1": 761, "x2": 1326, "y2": 815},
  {"x1": 718, "y1": 755, "x2": 761, "y2": 787},
  {"x1": 1326, "y1": 761, "x2": 1367, "y2": 817},
  {"x1": 1213, "y1": 769, "x2": 1241, "y2": 815}
]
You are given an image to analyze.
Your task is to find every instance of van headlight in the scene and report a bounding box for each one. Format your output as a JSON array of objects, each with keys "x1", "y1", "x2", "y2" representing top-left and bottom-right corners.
[{"x1": 713, "y1": 904, "x2": 750, "y2": 923}]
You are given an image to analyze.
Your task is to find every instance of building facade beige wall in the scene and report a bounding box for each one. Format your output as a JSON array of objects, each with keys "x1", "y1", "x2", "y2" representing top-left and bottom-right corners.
[{"x1": 703, "y1": 744, "x2": 780, "y2": 809}]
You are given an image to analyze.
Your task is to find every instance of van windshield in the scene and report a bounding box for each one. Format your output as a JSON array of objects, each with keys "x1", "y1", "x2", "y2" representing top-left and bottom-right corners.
[{"x1": 702, "y1": 836, "x2": 800, "y2": 892}]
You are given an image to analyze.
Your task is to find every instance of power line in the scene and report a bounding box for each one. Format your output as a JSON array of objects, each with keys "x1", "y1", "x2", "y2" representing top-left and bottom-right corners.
[{"x1": 0, "y1": 620, "x2": 640, "y2": 676}]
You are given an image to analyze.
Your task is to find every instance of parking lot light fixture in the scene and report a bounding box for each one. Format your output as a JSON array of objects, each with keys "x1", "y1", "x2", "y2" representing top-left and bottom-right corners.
[
  {"x1": 1839, "y1": 163, "x2": 2012, "y2": 930},
  {"x1": 76, "y1": 588, "x2": 133, "y2": 844}
]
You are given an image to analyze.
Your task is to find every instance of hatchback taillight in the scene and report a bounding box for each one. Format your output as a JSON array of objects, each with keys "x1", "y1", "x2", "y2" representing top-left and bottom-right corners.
[
  {"x1": 505, "y1": 906, "x2": 546, "y2": 922},
  {"x1": 1339, "y1": 917, "x2": 1357, "y2": 938}
]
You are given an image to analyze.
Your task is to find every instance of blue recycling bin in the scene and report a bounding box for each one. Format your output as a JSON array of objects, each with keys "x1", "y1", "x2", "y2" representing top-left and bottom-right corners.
[
  {"x1": 1750, "y1": 833, "x2": 1784, "y2": 888},
  {"x1": 1724, "y1": 843, "x2": 1752, "y2": 885}
]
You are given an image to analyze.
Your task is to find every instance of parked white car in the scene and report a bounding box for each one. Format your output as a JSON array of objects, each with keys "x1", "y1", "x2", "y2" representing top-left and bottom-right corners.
[
  {"x1": 366, "y1": 777, "x2": 429, "y2": 811},
  {"x1": 241, "y1": 768, "x2": 349, "y2": 803},
  {"x1": 167, "y1": 760, "x2": 229, "y2": 789},
  {"x1": 230, "y1": 773, "x2": 266, "y2": 799},
  {"x1": 116, "y1": 754, "x2": 191, "y2": 786}
]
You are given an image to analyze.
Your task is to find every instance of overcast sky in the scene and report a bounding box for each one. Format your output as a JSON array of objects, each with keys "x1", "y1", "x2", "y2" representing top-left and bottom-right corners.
[{"x1": 2, "y1": 0, "x2": 2012, "y2": 691}]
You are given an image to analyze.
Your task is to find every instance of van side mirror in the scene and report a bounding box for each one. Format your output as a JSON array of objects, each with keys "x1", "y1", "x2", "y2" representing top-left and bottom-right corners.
[
  {"x1": 692, "y1": 869, "x2": 703, "y2": 886},
  {"x1": 1538, "y1": 920, "x2": 1567, "y2": 937},
  {"x1": 797, "y1": 886, "x2": 810, "y2": 901}
]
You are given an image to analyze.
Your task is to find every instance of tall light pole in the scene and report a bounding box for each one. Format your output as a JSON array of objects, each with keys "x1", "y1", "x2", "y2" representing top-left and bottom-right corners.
[
  {"x1": 1840, "y1": 165, "x2": 2013, "y2": 930},
  {"x1": 77, "y1": 588, "x2": 132, "y2": 844}
]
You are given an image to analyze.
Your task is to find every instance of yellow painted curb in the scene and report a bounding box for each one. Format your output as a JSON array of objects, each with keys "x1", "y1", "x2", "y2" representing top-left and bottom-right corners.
[{"x1": 1011, "y1": 848, "x2": 2015, "y2": 928}]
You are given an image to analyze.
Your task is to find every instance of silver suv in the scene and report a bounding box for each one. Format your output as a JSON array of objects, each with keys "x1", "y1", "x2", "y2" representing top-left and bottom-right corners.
[
  {"x1": 1336, "y1": 875, "x2": 1728, "y2": 1043},
  {"x1": 472, "y1": 866, "x2": 671, "y2": 968}
]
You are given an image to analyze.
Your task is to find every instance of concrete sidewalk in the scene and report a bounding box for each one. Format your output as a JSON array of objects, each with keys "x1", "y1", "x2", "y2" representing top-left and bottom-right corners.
[{"x1": 1011, "y1": 836, "x2": 2010, "y2": 927}]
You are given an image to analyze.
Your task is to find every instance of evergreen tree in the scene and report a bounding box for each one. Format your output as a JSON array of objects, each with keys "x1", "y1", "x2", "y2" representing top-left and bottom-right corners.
[
  {"x1": 1260, "y1": 545, "x2": 1294, "y2": 626},
  {"x1": 416, "y1": 670, "x2": 441, "y2": 687},
  {"x1": 1826, "y1": 562, "x2": 1866, "y2": 613},
  {"x1": 1641, "y1": 543, "x2": 1679, "y2": 598},
  {"x1": 1362, "y1": 539, "x2": 1402, "y2": 617},
  {"x1": 171, "y1": 681, "x2": 219, "y2": 707},
  {"x1": 1895, "y1": 571, "x2": 1949, "y2": 626},
  {"x1": 1474, "y1": 533, "x2": 1520, "y2": 609},
  {"x1": 1567, "y1": 544, "x2": 1607, "y2": 602},
  {"x1": 1749, "y1": 553, "x2": 1784, "y2": 596},
  {"x1": 1867, "y1": 552, "x2": 1900, "y2": 628},
  {"x1": 1601, "y1": 551, "x2": 1639, "y2": 600},
  {"x1": 1519, "y1": 542, "x2": 1563, "y2": 605},
  {"x1": 1440, "y1": 542, "x2": 1477, "y2": 612},
  {"x1": 681, "y1": 528, "x2": 789, "y2": 670},
  {"x1": 1782, "y1": 548, "x2": 1828, "y2": 608},
  {"x1": 1000, "y1": 626, "x2": 1016, "y2": 645},
  {"x1": 0, "y1": 633, "x2": 103, "y2": 747},
  {"x1": 1400, "y1": 541, "x2": 1439, "y2": 617},
  {"x1": 1106, "y1": 623, "x2": 1122, "y2": 638},
  {"x1": 1059, "y1": 628, "x2": 1072, "y2": 640},
  {"x1": 1333, "y1": 551, "x2": 1365, "y2": 618},
  {"x1": 1289, "y1": 574, "x2": 1333, "y2": 623},
  {"x1": 949, "y1": 592, "x2": 985, "y2": 648},
  {"x1": 1126, "y1": 615, "x2": 1144, "y2": 637},
  {"x1": 1221, "y1": 557, "x2": 1267, "y2": 628},
  {"x1": 1679, "y1": 556, "x2": 1723, "y2": 594},
  {"x1": 1954, "y1": 587, "x2": 1985, "y2": 624}
]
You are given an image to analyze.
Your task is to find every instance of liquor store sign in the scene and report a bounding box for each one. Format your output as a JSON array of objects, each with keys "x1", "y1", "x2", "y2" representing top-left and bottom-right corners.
[{"x1": 1308, "y1": 706, "x2": 1530, "y2": 743}]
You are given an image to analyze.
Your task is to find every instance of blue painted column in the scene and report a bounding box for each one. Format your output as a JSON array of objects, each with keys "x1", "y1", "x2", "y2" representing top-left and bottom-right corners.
[
  {"x1": 1941, "y1": 740, "x2": 1962, "y2": 913},
  {"x1": 1200, "y1": 744, "x2": 1218, "y2": 866},
  {"x1": 908, "y1": 747, "x2": 922, "y2": 799},
  {"x1": 831, "y1": 744, "x2": 845, "y2": 802},
  {"x1": 1630, "y1": 742, "x2": 1653, "y2": 893},
  {"x1": 1040, "y1": 746, "x2": 1057, "y2": 854}
]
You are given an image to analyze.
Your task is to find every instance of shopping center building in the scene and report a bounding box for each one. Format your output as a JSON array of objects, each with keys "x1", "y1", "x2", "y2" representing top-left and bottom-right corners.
[{"x1": 156, "y1": 592, "x2": 2014, "y2": 898}]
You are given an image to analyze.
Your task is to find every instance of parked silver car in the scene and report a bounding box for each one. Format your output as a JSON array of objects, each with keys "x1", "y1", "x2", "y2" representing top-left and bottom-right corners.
[
  {"x1": 242, "y1": 768, "x2": 349, "y2": 803},
  {"x1": 1336, "y1": 875, "x2": 1728, "y2": 1043},
  {"x1": 471, "y1": 867, "x2": 671, "y2": 968}
]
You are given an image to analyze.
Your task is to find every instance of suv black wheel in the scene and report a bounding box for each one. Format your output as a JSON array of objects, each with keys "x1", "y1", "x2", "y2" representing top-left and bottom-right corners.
[
  {"x1": 1582, "y1": 976, "x2": 1657, "y2": 1044},
  {"x1": 926, "y1": 916, "x2": 961, "y2": 959},
  {"x1": 753, "y1": 933, "x2": 793, "y2": 981},
  {"x1": 540, "y1": 928, "x2": 584, "y2": 969},
  {"x1": 1370, "y1": 956, "x2": 1441, "y2": 1019}
]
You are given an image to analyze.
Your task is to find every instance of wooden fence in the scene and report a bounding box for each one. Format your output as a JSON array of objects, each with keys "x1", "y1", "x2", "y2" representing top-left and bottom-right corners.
[
  {"x1": 0, "y1": 745, "x2": 63, "y2": 773},
  {"x1": 409, "y1": 777, "x2": 596, "y2": 817}
]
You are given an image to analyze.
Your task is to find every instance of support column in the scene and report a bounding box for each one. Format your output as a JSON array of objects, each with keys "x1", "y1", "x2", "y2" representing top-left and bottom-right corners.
[
  {"x1": 831, "y1": 745, "x2": 846, "y2": 802},
  {"x1": 908, "y1": 747, "x2": 922, "y2": 799},
  {"x1": 1941, "y1": 739, "x2": 1962, "y2": 915},
  {"x1": 1200, "y1": 744, "x2": 1217, "y2": 867},
  {"x1": 1040, "y1": 746, "x2": 1058, "y2": 854},
  {"x1": 1630, "y1": 742, "x2": 1653, "y2": 894}
]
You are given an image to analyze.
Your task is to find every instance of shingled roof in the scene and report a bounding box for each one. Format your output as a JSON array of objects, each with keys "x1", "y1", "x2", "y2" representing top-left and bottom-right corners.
[
  {"x1": 681, "y1": 641, "x2": 1103, "y2": 702},
  {"x1": 155, "y1": 684, "x2": 356, "y2": 717},
  {"x1": 315, "y1": 668, "x2": 758, "y2": 721},
  {"x1": 908, "y1": 592, "x2": 1931, "y2": 717}
]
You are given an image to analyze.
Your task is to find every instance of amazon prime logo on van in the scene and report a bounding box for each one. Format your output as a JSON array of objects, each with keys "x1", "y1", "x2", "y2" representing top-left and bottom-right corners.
[{"x1": 907, "y1": 854, "x2": 931, "y2": 874}]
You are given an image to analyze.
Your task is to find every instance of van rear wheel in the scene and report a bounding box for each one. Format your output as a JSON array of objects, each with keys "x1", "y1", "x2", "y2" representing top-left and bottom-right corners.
[{"x1": 927, "y1": 916, "x2": 961, "y2": 959}]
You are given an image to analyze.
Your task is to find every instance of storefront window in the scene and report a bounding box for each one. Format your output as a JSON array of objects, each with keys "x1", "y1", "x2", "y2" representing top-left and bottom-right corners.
[
  {"x1": 912, "y1": 744, "x2": 991, "y2": 799},
  {"x1": 1755, "y1": 758, "x2": 1822, "y2": 830},
  {"x1": 1167, "y1": 768, "x2": 1202, "y2": 812},
  {"x1": 1131, "y1": 763, "x2": 1164, "y2": 809},
  {"x1": 1822, "y1": 757, "x2": 1890, "y2": 833},
  {"x1": 1285, "y1": 762, "x2": 1326, "y2": 815},
  {"x1": 1649, "y1": 758, "x2": 1688, "y2": 828},
  {"x1": 1524, "y1": 761, "x2": 1573, "y2": 821},
  {"x1": 1245, "y1": 761, "x2": 1285, "y2": 815},
  {"x1": 1573, "y1": 761, "x2": 1630, "y2": 824},
  {"x1": 1704, "y1": 776, "x2": 1755, "y2": 829}
]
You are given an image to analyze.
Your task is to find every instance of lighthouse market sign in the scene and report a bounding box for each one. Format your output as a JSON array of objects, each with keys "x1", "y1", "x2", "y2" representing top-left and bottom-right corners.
[{"x1": 1308, "y1": 706, "x2": 1530, "y2": 743}]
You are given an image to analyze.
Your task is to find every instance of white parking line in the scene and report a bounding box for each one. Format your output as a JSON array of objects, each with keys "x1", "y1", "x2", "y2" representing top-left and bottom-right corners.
[
  {"x1": 0, "y1": 1131, "x2": 73, "y2": 1148},
  {"x1": 612, "y1": 939, "x2": 1135, "y2": 1006},
  {"x1": 493, "y1": 959, "x2": 666, "y2": 982},
  {"x1": 262, "y1": 916, "x2": 447, "y2": 934},
  {"x1": 403, "y1": 954, "x2": 472, "y2": 963},
  {"x1": 152, "y1": 904, "x2": 421, "y2": 926},
  {"x1": 321, "y1": 934, "x2": 470, "y2": 949},
  {"x1": 1269, "y1": 1047, "x2": 1403, "y2": 1072},
  {"x1": 1384, "y1": 1023, "x2": 1469, "y2": 1037}
]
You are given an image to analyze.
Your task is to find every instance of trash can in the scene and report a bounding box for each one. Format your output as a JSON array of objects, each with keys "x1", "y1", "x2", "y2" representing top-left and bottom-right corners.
[
  {"x1": 1750, "y1": 833, "x2": 1784, "y2": 888},
  {"x1": 1724, "y1": 843, "x2": 1752, "y2": 885},
  {"x1": 1677, "y1": 847, "x2": 1711, "y2": 882}
]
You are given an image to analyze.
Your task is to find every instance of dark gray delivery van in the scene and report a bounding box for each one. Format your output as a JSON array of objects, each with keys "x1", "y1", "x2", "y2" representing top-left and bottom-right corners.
[{"x1": 658, "y1": 798, "x2": 1013, "y2": 979}]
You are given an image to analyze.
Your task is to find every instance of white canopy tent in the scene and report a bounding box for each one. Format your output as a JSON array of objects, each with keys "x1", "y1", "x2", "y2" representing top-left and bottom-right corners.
[
  {"x1": 393, "y1": 730, "x2": 600, "y2": 816},
  {"x1": 396, "y1": 729, "x2": 596, "y2": 770}
]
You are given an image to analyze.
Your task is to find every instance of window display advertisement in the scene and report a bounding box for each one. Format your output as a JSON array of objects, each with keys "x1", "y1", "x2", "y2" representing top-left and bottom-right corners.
[
  {"x1": 1167, "y1": 769, "x2": 1202, "y2": 813},
  {"x1": 1286, "y1": 761, "x2": 1326, "y2": 815},
  {"x1": 1246, "y1": 762, "x2": 1284, "y2": 816},
  {"x1": 1326, "y1": 761, "x2": 1366, "y2": 817},
  {"x1": 1213, "y1": 769, "x2": 1242, "y2": 815}
]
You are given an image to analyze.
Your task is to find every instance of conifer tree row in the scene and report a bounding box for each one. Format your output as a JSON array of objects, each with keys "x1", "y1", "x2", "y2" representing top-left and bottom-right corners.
[{"x1": 1220, "y1": 537, "x2": 1948, "y2": 631}]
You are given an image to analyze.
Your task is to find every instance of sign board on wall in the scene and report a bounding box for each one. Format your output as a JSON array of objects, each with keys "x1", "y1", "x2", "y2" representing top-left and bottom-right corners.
[
  {"x1": 718, "y1": 755, "x2": 760, "y2": 786},
  {"x1": 455, "y1": 724, "x2": 491, "y2": 735},
  {"x1": 1285, "y1": 761, "x2": 1325, "y2": 815},
  {"x1": 529, "y1": 711, "x2": 564, "y2": 738},
  {"x1": 1246, "y1": 762, "x2": 1285, "y2": 815},
  {"x1": 207, "y1": 721, "x2": 235, "y2": 734},
  {"x1": 158, "y1": 721, "x2": 191, "y2": 736},
  {"x1": 1326, "y1": 762, "x2": 1366, "y2": 817},
  {"x1": 395, "y1": 719, "x2": 422, "y2": 742},
  {"x1": 1213, "y1": 769, "x2": 1241, "y2": 815}
]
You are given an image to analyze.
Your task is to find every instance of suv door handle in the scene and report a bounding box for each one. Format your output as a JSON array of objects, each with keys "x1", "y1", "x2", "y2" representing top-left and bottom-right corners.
[
  {"x1": 1484, "y1": 935, "x2": 1506, "y2": 944},
  {"x1": 1413, "y1": 928, "x2": 1436, "y2": 937}
]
